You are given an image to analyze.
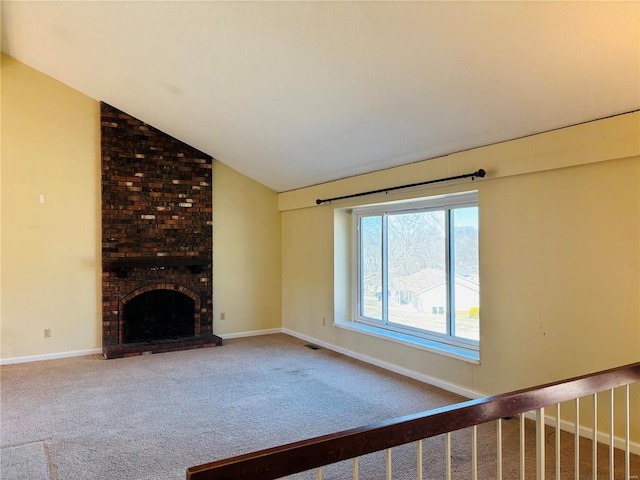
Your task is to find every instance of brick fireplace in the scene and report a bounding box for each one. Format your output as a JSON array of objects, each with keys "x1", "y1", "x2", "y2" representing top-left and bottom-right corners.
[{"x1": 101, "y1": 103, "x2": 222, "y2": 359}]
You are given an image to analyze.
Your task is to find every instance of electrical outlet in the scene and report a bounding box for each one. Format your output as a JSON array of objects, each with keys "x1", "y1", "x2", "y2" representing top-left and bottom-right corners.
[
  {"x1": 220, "y1": 312, "x2": 225, "y2": 321},
  {"x1": 44, "y1": 329, "x2": 51, "y2": 338}
]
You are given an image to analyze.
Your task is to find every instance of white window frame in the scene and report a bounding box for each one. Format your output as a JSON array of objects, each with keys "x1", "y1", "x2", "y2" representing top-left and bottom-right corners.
[{"x1": 352, "y1": 191, "x2": 479, "y2": 354}]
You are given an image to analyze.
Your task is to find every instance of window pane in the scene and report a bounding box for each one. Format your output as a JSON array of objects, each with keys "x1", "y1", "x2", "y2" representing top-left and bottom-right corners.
[
  {"x1": 452, "y1": 207, "x2": 479, "y2": 340},
  {"x1": 387, "y1": 211, "x2": 447, "y2": 334},
  {"x1": 360, "y1": 216, "x2": 382, "y2": 320}
]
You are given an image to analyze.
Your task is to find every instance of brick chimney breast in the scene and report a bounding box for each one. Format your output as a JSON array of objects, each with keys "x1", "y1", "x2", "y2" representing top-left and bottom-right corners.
[{"x1": 100, "y1": 103, "x2": 221, "y2": 359}]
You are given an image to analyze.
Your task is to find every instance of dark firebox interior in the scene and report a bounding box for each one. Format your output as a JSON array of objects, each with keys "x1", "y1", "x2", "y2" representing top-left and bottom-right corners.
[{"x1": 124, "y1": 289, "x2": 195, "y2": 343}]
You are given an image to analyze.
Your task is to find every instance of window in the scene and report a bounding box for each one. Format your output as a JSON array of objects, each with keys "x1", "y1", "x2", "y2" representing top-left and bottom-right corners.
[{"x1": 354, "y1": 192, "x2": 479, "y2": 353}]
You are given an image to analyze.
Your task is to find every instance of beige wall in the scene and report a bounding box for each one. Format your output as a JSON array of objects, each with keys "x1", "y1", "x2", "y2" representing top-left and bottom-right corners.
[
  {"x1": 1, "y1": 54, "x2": 101, "y2": 359},
  {"x1": 212, "y1": 161, "x2": 281, "y2": 335},
  {"x1": 0, "y1": 55, "x2": 281, "y2": 360},
  {"x1": 280, "y1": 112, "x2": 639, "y2": 441}
]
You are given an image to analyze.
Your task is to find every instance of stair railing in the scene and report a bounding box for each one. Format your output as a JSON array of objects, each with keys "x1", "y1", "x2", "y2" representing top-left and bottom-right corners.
[{"x1": 186, "y1": 362, "x2": 640, "y2": 480}]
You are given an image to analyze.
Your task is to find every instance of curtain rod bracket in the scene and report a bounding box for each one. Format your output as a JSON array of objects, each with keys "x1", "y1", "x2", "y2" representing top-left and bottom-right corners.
[{"x1": 316, "y1": 168, "x2": 486, "y2": 205}]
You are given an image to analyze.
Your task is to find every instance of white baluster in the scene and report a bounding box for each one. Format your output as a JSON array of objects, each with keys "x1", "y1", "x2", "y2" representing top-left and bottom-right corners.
[
  {"x1": 520, "y1": 414, "x2": 526, "y2": 480},
  {"x1": 625, "y1": 384, "x2": 630, "y2": 479},
  {"x1": 610, "y1": 388, "x2": 615, "y2": 480},
  {"x1": 472, "y1": 425, "x2": 478, "y2": 480},
  {"x1": 386, "y1": 448, "x2": 392, "y2": 480},
  {"x1": 497, "y1": 419, "x2": 503, "y2": 480},
  {"x1": 446, "y1": 432, "x2": 452, "y2": 480},
  {"x1": 556, "y1": 403, "x2": 561, "y2": 480},
  {"x1": 353, "y1": 457, "x2": 359, "y2": 480},
  {"x1": 536, "y1": 407, "x2": 545, "y2": 480},
  {"x1": 575, "y1": 397, "x2": 580, "y2": 480},
  {"x1": 417, "y1": 439, "x2": 423, "y2": 480},
  {"x1": 593, "y1": 393, "x2": 598, "y2": 480}
]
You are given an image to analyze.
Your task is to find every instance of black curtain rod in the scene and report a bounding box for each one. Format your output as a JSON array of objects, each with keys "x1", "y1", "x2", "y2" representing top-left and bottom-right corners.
[{"x1": 315, "y1": 168, "x2": 486, "y2": 205}]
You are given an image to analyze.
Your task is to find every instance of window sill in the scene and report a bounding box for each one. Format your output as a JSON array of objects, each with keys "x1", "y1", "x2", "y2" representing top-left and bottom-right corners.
[{"x1": 333, "y1": 320, "x2": 480, "y2": 364}]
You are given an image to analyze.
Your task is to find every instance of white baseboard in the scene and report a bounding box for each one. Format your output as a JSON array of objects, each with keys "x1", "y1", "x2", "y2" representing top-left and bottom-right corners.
[
  {"x1": 218, "y1": 328, "x2": 282, "y2": 340},
  {"x1": 281, "y1": 328, "x2": 482, "y2": 400},
  {"x1": 0, "y1": 330, "x2": 285, "y2": 363},
  {"x1": 282, "y1": 328, "x2": 640, "y2": 456},
  {"x1": 0, "y1": 348, "x2": 103, "y2": 365}
]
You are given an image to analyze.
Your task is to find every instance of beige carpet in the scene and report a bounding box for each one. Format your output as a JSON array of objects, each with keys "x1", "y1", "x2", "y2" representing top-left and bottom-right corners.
[{"x1": 1, "y1": 334, "x2": 637, "y2": 479}]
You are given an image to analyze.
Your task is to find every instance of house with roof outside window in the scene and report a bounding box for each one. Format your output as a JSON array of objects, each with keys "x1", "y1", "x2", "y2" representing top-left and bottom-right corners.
[{"x1": 389, "y1": 268, "x2": 479, "y2": 317}]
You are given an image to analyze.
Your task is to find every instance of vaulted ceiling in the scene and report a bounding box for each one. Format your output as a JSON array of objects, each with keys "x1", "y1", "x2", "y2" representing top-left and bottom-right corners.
[{"x1": 2, "y1": 1, "x2": 639, "y2": 192}]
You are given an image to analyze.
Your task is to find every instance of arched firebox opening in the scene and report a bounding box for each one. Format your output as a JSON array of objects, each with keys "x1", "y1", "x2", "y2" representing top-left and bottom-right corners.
[{"x1": 124, "y1": 289, "x2": 195, "y2": 343}]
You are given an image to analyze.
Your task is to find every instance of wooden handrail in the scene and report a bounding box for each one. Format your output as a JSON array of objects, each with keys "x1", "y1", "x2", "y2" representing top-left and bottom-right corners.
[{"x1": 186, "y1": 362, "x2": 640, "y2": 480}]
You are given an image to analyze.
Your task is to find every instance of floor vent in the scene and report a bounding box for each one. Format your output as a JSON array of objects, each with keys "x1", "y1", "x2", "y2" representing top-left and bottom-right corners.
[{"x1": 304, "y1": 344, "x2": 322, "y2": 350}]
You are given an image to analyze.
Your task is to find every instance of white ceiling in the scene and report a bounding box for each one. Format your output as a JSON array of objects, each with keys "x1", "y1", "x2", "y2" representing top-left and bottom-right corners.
[{"x1": 2, "y1": 1, "x2": 639, "y2": 192}]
